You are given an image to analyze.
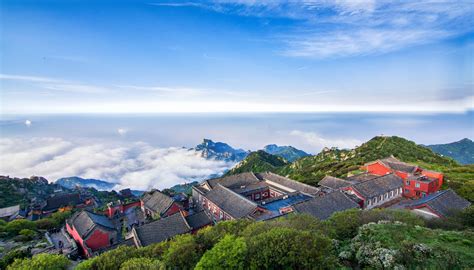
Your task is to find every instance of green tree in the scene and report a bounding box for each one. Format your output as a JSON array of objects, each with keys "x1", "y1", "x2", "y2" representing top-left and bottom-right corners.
[
  {"x1": 247, "y1": 227, "x2": 337, "y2": 269},
  {"x1": 5, "y1": 220, "x2": 36, "y2": 235},
  {"x1": 195, "y1": 235, "x2": 247, "y2": 270},
  {"x1": 35, "y1": 218, "x2": 56, "y2": 230},
  {"x1": 18, "y1": 229, "x2": 36, "y2": 241},
  {"x1": 161, "y1": 234, "x2": 201, "y2": 269},
  {"x1": 75, "y1": 258, "x2": 96, "y2": 270},
  {"x1": 119, "y1": 258, "x2": 160, "y2": 270},
  {"x1": 0, "y1": 249, "x2": 29, "y2": 269},
  {"x1": 7, "y1": 254, "x2": 69, "y2": 270},
  {"x1": 91, "y1": 246, "x2": 139, "y2": 270},
  {"x1": 459, "y1": 205, "x2": 474, "y2": 227},
  {"x1": 50, "y1": 211, "x2": 72, "y2": 226},
  {"x1": 195, "y1": 219, "x2": 252, "y2": 250}
]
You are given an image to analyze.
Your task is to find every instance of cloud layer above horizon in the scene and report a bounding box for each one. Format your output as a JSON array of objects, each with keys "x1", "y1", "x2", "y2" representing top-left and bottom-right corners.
[{"x1": 0, "y1": 137, "x2": 233, "y2": 190}]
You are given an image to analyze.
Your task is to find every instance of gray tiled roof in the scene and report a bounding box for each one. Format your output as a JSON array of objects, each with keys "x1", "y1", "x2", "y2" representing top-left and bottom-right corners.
[
  {"x1": 351, "y1": 174, "x2": 403, "y2": 199},
  {"x1": 134, "y1": 212, "x2": 191, "y2": 247},
  {"x1": 256, "y1": 172, "x2": 320, "y2": 196},
  {"x1": 346, "y1": 173, "x2": 380, "y2": 183},
  {"x1": 409, "y1": 189, "x2": 471, "y2": 217},
  {"x1": 232, "y1": 181, "x2": 269, "y2": 195},
  {"x1": 293, "y1": 191, "x2": 360, "y2": 220},
  {"x1": 185, "y1": 211, "x2": 212, "y2": 229},
  {"x1": 319, "y1": 176, "x2": 352, "y2": 190},
  {"x1": 205, "y1": 172, "x2": 260, "y2": 189},
  {"x1": 380, "y1": 157, "x2": 417, "y2": 173},
  {"x1": 141, "y1": 190, "x2": 174, "y2": 215},
  {"x1": 68, "y1": 211, "x2": 116, "y2": 238},
  {"x1": 43, "y1": 193, "x2": 82, "y2": 211},
  {"x1": 205, "y1": 184, "x2": 259, "y2": 219}
]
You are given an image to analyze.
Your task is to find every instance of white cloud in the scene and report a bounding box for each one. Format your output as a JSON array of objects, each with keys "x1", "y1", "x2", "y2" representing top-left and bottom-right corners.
[
  {"x1": 117, "y1": 128, "x2": 128, "y2": 136},
  {"x1": 0, "y1": 74, "x2": 62, "y2": 83},
  {"x1": 283, "y1": 28, "x2": 451, "y2": 58},
  {"x1": 162, "y1": 0, "x2": 474, "y2": 58},
  {"x1": 25, "y1": 120, "x2": 32, "y2": 127},
  {"x1": 290, "y1": 130, "x2": 362, "y2": 150},
  {"x1": 0, "y1": 137, "x2": 233, "y2": 190}
]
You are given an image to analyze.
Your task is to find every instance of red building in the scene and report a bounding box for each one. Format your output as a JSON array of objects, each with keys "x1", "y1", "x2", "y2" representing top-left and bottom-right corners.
[
  {"x1": 66, "y1": 211, "x2": 118, "y2": 257},
  {"x1": 363, "y1": 156, "x2": 443, "y2": 199},
  {"x1": 140, "y1": 190, "x2": 181, "y2": 219},
  {"x1": 105, "y1": 200, "x2": 141, "y2": 218}
]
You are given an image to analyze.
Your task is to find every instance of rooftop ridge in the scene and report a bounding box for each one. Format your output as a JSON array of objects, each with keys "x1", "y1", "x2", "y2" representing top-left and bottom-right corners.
[
  {"x1": 216, "y1": 184, "x2": 259, "y2": 207},
  {"x1": 261, "y1": 171, "x2": 320, "y2": 192}
]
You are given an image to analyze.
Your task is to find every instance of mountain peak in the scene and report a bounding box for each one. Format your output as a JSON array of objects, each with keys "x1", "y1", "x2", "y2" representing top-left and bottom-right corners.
[
  {"x1": 195, "y1": 139, "x2": 248, "y2": 162},
  {"x1": 427, "y1": 138, "x2": 474, "y2": 165},
  {"x1": 263, "y1": 144, "x2": 309, "y2": 162},
  {"x1": 226, "y1": 150, "x2": 288, "y2": 176}
]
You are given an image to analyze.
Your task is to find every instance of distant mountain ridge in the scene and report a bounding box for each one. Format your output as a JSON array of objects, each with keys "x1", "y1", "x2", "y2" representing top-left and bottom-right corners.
[
  {"x1": 55, "y1": 176, "x2": 117, "y2": 190},
  {"x1": 426, "y1": 138, "x2": 474, "y2": 165},
  {"x1": 263, "y1": 144, "x2": 310, "y2": 162},
  {"x1": 194, "y1": 139, "x2": 249, "y2": 162},
  {"x1": 225, "y1": 150, "x2": 289, "y2": 176},
  {"x1": 227, "y1": 136, "x2": 459, "y2": 183}
]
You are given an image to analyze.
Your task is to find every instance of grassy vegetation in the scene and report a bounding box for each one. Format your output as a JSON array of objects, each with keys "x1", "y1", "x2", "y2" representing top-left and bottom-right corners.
[{"x1": 225, "y1": 150, "x2": 288, "y2": 176}]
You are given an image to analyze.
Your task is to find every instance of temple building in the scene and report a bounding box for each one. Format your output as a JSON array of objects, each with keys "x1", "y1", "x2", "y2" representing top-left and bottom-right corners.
[{"x1": 363, "y1": 156, "x2": 443, "y2": 199}]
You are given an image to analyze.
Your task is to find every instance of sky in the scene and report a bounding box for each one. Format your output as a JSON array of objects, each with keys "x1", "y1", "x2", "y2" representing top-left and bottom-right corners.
[{"x1": 1, "y1": 0, "x2": 473, "y2": 114}]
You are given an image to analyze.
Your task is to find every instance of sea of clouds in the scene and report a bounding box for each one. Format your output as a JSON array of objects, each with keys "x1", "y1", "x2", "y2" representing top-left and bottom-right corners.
[{"x1": 0, "y1": 137, "x2": 233, "y2": 190}]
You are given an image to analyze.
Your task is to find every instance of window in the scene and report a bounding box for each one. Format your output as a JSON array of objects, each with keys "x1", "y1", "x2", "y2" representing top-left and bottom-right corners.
[
  {"x1": 406, "y1": 180, "x2": 410, "y2": 186},
  {"x1": 404, "y1": 189, "x2": 410, "y2": 194},
  {"x1": 391, "y1": 191, "x2": 394, "y2": 197},
  {"x1": 367, "y1": 200, "x2": 371, "y2": 206},
  {"x1": 380, "y1": 195, "x2": 383, "y2": 201},
  {"x1": 219, "y1": 211, "x2": 223, "y2": 220},
  {"x1": 254, "y1": 193, "x2": 261, "y2": 200},
  {"x1": 385, "y1": 193, "x2": 388, "y2": 199},
  {"x1": 415, "y1": 182, "x2": 420, "y2": 188},
  {"x1": 374, "y1": 197, "x2": 377, "y2": 204}
]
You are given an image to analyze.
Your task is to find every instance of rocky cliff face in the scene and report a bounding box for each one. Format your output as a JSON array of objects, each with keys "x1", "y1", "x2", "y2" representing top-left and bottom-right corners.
[{"x1": 194, "y1": 139, "x2": 249, "y2": 162}]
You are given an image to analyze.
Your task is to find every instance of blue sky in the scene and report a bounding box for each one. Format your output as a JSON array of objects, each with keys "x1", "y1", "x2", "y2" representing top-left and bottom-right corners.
[{"x1": 1, "y1": 0, "x2": 473, "y2": 114}]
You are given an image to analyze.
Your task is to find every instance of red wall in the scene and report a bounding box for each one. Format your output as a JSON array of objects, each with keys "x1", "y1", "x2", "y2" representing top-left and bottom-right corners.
[
  {"x1": 106, "y1": 201, "x2": 141, "y2": 218},
  {"x1": 66, "y1": 221, "x2": 115, "y2": 257},
  {"x1": 422, "y1": 171, "x2": 443, "y2": 188},
  {"x1": 164, "y1": 203, "x2": 181, "y2": 217},
  {"x1": 85, "y1": 229, "x2": 112, "y2": 252},
  {"x1": 403, "y1": 177, "x2": 439, "y2": 199},
  {"x1": 245, "y1": 189, "x2": 270, "y2": 201},
  {"x1": 66, "y1": 222, "x2": 88, "y2": 256},
  {"x1": 202, "y1": 198, "x2": 232, "y2": 221}
]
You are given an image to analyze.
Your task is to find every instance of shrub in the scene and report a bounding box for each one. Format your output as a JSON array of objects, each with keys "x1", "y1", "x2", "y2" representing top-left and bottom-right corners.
[
  {"x1": 247, "y1": 227, "x2": 337, "y2": 269},
  {"x1": 161, "y1": 234, "x2": 201, "y2": 269},
  {"x1": 195, "y1": 219, "x2": 252, "y2": 250},
  {"x1": 0, "y1": 249, "x2": 30, "y2": 269},
  {"x1": 5, "y1": 220, "x2": 36, "y2": 235},
  {"x1": 89, "y1": 246, "x2": 139, "y2": 270},
  {"x1": 119, "y1": 258, "x2": 160, "y2": 270},
  {"x1": 195, "y1": 235, "x2": 247, "y2": 270},
  {"x1": 35, "y1": 218, "x2": 57, "y2": 230},
  {"x1": 7, "y1": 254, "x2": 69, "y2": 270},
  {"x1": 18, "y1": 229, "x2": 36, "y2": 241}
]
